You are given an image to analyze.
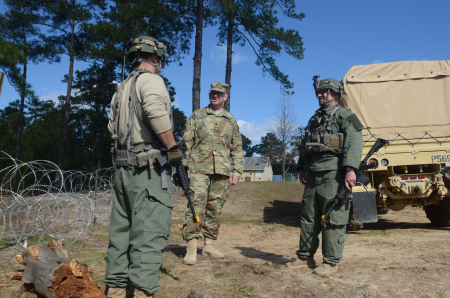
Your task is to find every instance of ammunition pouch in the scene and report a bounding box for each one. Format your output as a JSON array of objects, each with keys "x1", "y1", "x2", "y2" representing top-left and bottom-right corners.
[
  {"x1": 113, "y1": 144, "x2": 160, "y2": 168},
  {"x1": 302, "y1": 130, "x2": 344, "y2": 155}
]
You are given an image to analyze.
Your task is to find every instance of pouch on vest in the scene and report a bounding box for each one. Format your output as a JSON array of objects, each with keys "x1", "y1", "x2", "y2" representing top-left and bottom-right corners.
[{"x1": 136, "y1": 151, "x2": 149, "y2": 167}]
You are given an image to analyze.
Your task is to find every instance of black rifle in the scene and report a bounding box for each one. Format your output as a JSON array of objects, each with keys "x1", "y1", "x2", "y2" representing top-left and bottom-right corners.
[
  {"x1": 321, "y1": 138, "x2": 389, "y2": 224},
  {"x1": 156, "y1": 140, "x2": 200, "y2": 225}
]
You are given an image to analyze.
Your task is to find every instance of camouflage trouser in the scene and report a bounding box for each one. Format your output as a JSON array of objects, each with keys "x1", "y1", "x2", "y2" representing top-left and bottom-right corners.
[{"x1": 182, "y1": 173, "x2": 230, "y2": 241}]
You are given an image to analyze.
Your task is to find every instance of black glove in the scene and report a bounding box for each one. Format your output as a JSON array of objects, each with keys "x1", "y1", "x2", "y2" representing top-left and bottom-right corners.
[{"x1": 166, "y1": 143, "x2": 182, "y2": 167}]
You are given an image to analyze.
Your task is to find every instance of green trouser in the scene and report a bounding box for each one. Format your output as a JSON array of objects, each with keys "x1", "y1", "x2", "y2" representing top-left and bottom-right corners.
[
  {"x1": 104, "y1": 165, "x2": 172, "y2": 294},
  {"x1": 182, "y1": 173, "x2": 230, "y2": 241},
  {"x1": 296, "y1": 169, "x2": 350, "y2": 265}
]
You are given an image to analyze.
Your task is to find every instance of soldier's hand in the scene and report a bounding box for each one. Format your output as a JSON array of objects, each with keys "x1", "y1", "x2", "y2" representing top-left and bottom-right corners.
[
  {"x1": 299, "y1": 170, "x2": 307, "y2": 185},
  {"x1": 166, "y1": 143, "x2": 182, "y2": 167},
  {"x1": 230, "y1": 176, "x2": 239, "y2": 185},
  {"x1": 345, "y1": 171, "x2": 357, "y2": 190}
]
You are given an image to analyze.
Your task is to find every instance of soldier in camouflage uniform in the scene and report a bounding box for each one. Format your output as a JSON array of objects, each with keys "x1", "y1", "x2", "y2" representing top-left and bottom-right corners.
[
  {"x1": 181, "y1": 82, "x2": 244, "y2": 265},
  {"x1": 104, "y1": 36, "x2": 182, "y2": 298},
  {"x1": 286, "y1": 78, "x2": 363, "y2": 276}
]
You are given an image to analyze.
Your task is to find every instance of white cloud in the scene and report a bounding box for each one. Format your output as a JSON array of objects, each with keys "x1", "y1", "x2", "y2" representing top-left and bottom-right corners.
[
  {"x1": 237, "y1": 118, "x2": 275, "y2": 143},
  {"x1": 372, "y1": 59, "x2": 382, "y2": 64},
  {"x1": 172, "y1": 96, "x2": 180, "y2": 108},
  {"x1": 41, "y1": 91, "x2": 64, "y2": 104},
  {"x1": 209, "y1": 45, "x2": 249, "y2": 65}
]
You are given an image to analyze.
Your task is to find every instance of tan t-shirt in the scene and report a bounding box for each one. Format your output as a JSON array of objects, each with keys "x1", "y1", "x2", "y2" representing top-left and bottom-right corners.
[{"x1": 108, "y1": 70, "x2": 172, "y2": 146}]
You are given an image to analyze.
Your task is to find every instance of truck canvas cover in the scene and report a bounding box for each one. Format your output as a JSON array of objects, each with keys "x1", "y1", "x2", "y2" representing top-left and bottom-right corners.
[{"x1": 341, "y1": 60, "x2": 450, "y2": 141}]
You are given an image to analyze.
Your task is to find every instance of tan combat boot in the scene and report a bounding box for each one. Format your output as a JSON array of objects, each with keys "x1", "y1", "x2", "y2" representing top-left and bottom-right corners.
[
  {"x1": 202, "y1": 238, "x2": 225, "y2": 258},
  {"x1": 134, "y1": 287, "x2": 154, "y2": 298},
  {"x1": 313, "y1": 263, "x2": 338, "y2": 276},
  {"x1": 286, "y1": 257, "x2": 316, "y2": 269},
  {"x1": 183, "y1": 238, "x2": 197, "y2": 265},
  {"x1": 106, "y1": 287, "x2": 127, "y2": 298}
]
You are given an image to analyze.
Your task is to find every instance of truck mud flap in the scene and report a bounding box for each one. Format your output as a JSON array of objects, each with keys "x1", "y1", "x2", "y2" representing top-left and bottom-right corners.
[{"x1": 353, "y1": 190, "x2": 378, "y2": 223}]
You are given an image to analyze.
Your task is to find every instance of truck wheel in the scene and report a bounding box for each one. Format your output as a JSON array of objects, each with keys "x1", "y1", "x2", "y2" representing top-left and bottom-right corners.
[
  {"x1": 424, "y1": 172, "x2": 450, "y2": 227},
  {"x1": 377, "y1": 207, "x2": 389, "y2": 215},
  {"x1": 347, "y1": 206, "x2": 363, "y2": 231}
]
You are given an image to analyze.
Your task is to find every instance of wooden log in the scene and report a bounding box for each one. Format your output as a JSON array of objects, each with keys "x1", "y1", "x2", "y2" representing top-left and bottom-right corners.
[
  {"x1": 6, "y1": 270, "x2": 23, "y2": 280},
  {"x1": 18, "y1": 239, "x2": 106, "y2": 298}
]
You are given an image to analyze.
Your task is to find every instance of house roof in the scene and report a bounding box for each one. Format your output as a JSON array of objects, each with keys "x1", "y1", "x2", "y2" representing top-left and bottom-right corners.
[{"x1": 244, "y1": 157, "x2": 269, "y2": 171}]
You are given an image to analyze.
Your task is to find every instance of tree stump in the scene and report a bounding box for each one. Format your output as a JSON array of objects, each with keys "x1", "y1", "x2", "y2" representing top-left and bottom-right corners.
[{"x1": 15, "y1": 239, "x2": 106, "y2": 298}]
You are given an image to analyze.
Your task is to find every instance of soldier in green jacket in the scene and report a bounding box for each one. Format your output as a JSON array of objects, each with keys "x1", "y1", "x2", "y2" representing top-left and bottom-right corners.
[
  {"x1": 105, "y1": 36, "x2": 182, "y2": 298},
  {"x1": 181, "y1": 82, "x2": 244, "y2": 265},
  {"x1": 287, "y1": 78, "x2": 363, "y2": 276}
]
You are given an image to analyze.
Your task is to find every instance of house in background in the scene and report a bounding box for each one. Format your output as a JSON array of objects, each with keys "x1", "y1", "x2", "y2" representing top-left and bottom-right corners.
[{"x1": 240, "y1": 157, "x2": 273, "y2": 182}]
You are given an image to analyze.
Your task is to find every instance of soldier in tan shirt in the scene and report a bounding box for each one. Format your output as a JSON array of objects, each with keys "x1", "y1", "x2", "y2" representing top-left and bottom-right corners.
[{"x1": 105, "y1": 36, "x2": 182, "y2": 298}]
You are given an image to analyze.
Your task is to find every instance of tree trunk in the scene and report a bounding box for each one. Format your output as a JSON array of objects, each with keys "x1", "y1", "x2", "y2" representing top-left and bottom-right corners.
[
  {"x1": 16, "y1": 240, "x2": 105, "y2": 298},
  {"x1": 224, "y1": 8, "x2": 234, "y2": 112},
  {"x1": 56, "y1": 19, "x2": 75, "y2": 186},
  {"x1": 191, "y1": 0, "x2": 204, "y2": 112},
  {"x1": 97, "y1": 132, "x2": 104, "y2": 170},
  {"x1": 15, "y1": 55, "x2": 26, "y2": 162},
  {"x1": 12, "y1": 39, "x2": 27, "y2": 191}
]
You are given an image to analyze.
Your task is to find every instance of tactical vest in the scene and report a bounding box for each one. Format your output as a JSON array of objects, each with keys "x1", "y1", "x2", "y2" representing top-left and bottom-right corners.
[
  {"x1": 110, "y1": 68, "x2": 172, "y2": 169},
  {"x1": 300, "y1": 106, "x2": 344, "y2": 158}
]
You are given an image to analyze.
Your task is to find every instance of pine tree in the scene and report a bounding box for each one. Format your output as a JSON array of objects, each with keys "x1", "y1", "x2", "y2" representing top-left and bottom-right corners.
[
  {"x1": 31, "y1": 0, "x2": 106, "y2": 176},
  {"x1": 214, "y1": 0, "x2": 305, "y2": 111}
]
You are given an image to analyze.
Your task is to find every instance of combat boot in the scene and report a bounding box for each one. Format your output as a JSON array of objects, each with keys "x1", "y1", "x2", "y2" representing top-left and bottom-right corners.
[
  {"x1": 106, "y1": 287, "x2": 126, "y2": 298},
  {"x1": 286, "y1": 257, "x2": 316, "y2": 269},
  {"x1": 183, "y1": 238, "x2": 197, "y2": 265},
  {"x1": 202, "y1": 238, "x2": 225, "y2": 258},
  {"x1": 313, "y1": 263, "x2": 338, "y2": 276},
  {"x1": 134, "y1": 287, "x2": 154, "y2": 298}
]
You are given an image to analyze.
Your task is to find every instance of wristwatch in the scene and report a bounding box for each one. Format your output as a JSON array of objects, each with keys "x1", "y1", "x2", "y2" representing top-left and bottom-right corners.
[{"x1": 346, "y1": 166, "x2": 355, "y2": 172}]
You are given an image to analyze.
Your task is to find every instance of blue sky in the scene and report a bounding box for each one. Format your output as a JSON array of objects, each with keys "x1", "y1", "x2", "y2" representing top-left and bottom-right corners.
[{"x1": 1, "y1": 1, "x2": 449, "y2": 144}]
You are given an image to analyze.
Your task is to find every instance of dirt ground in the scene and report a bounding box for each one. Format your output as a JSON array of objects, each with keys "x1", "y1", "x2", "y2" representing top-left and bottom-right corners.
[{"x1": 1, "y1": 181, "x2": 450, "y2": 298}]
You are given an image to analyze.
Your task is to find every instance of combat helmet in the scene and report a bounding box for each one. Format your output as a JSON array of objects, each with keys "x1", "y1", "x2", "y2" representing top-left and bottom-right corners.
[
  {"x1": 124, "y1": 36, "x2": 168, "y2": 72},
  {"x1": 312, "y1": 75, "x2": 344, "y2": 100}
]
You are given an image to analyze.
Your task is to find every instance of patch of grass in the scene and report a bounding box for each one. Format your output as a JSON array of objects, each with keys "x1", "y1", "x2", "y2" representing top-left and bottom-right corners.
[
  {"x1": 77, "y1": 250, "x2": 108, "y2": 267},
  {"x1": 359, "y1": 229, "x2": 392, "y2": 237},
  {"x1": 220, "y1": 214, "x2": 265, "y2": 226},
  {"x1": 172, "y1": 218, "x2": 184, "y2": 225},
  {"x1": 438, "y1": 290, "x2": 448, "y2": 298},
  {"x1": 94, "y1": 234, "x2": 109, "y2": 242},
  {"x1": 213, "y1": 272, "x2": 255, "y2": 297},
  {"x1": 0, "y1": 239, "x2": 15, "y2": 247}
]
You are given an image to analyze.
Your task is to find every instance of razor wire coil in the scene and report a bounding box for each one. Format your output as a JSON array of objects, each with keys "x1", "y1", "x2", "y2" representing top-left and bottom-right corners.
[{"x1": 0, "y1": 151, "x2": 183, "y2": 262}]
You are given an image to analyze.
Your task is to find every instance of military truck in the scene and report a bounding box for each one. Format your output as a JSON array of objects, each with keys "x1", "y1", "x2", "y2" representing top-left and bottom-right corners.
[{"x1": 341, "y1": 60, "x2": 450, "y2": 227}]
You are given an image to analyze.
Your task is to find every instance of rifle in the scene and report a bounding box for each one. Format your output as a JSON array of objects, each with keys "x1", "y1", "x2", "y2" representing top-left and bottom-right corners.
[
  {"x1": 156, "y1": 140, "x2": 200, "y2": 225},
  {"x1": 321, "y1": 138, "x2": 389, "y2": 224}
]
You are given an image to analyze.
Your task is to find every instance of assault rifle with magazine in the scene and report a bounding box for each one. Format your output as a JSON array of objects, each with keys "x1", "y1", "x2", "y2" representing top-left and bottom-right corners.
[
  {"x1": 156, "y1": 139, "x2": 200, "y2": 225},
  {"x1": 321, "y1": 138, "x2": 389, "y2": 224}
]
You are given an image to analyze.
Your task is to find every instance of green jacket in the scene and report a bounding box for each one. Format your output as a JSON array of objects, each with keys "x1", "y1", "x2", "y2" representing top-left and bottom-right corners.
[
  {"x1": 183, "y1": 105, "x2": 244, "y2": 178},
  {"x1": 298, "y1": 105, "x2": 363, "y2": 172}
]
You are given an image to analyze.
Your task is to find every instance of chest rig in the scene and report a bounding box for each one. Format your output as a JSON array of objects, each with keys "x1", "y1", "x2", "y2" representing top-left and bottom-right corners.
[
  {"x1": 110, "y1": 68, "x2": 171, "y2": 170},
  {"x1": 300, "y1": 106, "x2": 344, "y2": 157}
]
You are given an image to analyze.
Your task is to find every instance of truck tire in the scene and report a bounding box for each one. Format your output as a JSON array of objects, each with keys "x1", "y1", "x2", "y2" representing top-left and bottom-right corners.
[
  {"x1": 424, "y1": 172, "x2": 450, "y2": 227},
  {"x1": 377, "y1": 207, "x2": 389, "y2": 214},
  {"x1": 347, "y1": 206, "x2": 363, "y2": 231}
]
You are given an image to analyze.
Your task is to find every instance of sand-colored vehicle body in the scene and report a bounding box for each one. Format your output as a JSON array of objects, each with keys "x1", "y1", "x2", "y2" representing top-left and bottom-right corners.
[{"x1": 342, "y1": 60, "x2": 450, "y2": 226}]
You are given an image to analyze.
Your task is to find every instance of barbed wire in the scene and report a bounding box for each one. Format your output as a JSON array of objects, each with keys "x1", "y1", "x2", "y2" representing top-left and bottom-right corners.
[{"x1": 0, "y1": 151, "x2": 183, "y2": 262}]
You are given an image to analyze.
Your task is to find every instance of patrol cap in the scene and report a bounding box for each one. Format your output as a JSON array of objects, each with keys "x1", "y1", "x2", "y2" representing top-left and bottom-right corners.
[{"x1": 209, "y1": 82, "x2": 229, "y2": 93}]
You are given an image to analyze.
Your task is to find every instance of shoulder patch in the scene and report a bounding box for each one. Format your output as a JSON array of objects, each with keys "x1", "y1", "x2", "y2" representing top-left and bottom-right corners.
[{"x1": 346, "y1": 114, "x2": 364, "y2": 131}]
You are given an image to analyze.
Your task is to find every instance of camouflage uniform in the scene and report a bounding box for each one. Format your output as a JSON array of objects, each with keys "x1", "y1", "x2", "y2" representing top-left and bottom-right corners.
[
  {"x1": 182, "y1": 101, "x2": 243, "y2": 241},
  {"x1": 297, "y1": 105, "x2": 363, "y2": 264}
]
